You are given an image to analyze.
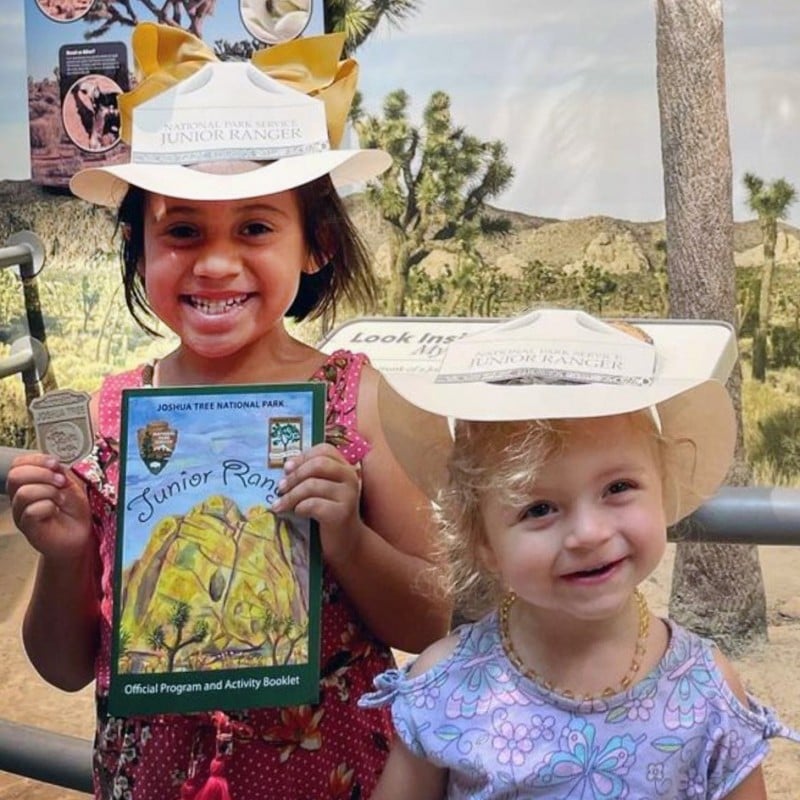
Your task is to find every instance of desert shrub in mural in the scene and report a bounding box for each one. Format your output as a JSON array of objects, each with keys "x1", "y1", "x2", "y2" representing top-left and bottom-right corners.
[
  {"x1": 743, "y1": 363, "x2": 800, "y2": 486},
  {"x1": 0, "y1": 380, "x2": 28, "y2": 449},
  {"x1": 769, "y1": 326, "x2": 800, "y2": 370},
  {"x1": 751, "y1": 405, "x2": 800, "y2": 485},
  {"x1": 404, "y1": 258, "x2": 666, "y2": 320}
]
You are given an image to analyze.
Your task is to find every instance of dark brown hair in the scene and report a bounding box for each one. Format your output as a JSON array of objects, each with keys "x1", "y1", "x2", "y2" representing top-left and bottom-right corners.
[{"x1": 117, "y1": 173, "x2": 378, "y2": 335}]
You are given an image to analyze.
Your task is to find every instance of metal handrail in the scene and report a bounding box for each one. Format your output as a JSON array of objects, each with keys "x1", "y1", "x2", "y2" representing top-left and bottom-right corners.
[
  {"x1": 0, "y1": 244, "x2": 34, "y2": 271},
  {"x1": 0, "y1": 347, "x2": 37, "y2": 381},
  {"x1": 0, "y1": 232, "x2": 45, "y2": 278},
  {"x1": 0, "y1": 336, "x2": 49, "y2": 381},
  {"x1": 689, "y1": 486, "x2": 800, "y2": 545},
  {"x1": 0, "y1": 245, "x2": 39, "y2": 275},
  {"x1": 0, "y1": 720, "x2": 92, "y2": 793},
  {"x1": 0, "y1": 232, "x2": 56, "y2": 405}
]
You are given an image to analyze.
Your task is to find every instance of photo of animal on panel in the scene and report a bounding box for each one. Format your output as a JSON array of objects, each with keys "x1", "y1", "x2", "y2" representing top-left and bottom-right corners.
[
  {"x1": 239, "y1": 0, "x2": 313, "y2": 43},
  {"x1": 62, "y1": 74, "x2": 122, "y2": 153},
  {"x1": 34, "y1": 0, "x2": 92, "y2": 23}
]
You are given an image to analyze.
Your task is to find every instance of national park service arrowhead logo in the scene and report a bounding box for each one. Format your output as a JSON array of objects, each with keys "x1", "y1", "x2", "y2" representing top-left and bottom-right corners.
[
  {"x1": 30, "y1": 389, "x2": 94, "y2": 465},
  {"x1": 137, "y1": 420, "x2": 178, "y2": 475}
]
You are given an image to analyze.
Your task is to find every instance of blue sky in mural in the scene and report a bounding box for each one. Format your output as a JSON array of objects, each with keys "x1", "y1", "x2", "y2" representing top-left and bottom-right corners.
[{"x1": 1, "y1": 0, "x2": 799, "y2": 223}]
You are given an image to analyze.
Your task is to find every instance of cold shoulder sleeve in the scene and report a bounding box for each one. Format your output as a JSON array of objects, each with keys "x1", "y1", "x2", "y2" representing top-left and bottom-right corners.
[
  {"x1": 358, "y1": 622, "x2": 503, "y2": 770},
  {"x1": 665, "y1": 624, "x2": 800, "y2": 799},
  {"x1": 358, "y1": 663, "x2": 433, "y2": 760},
  {"x1": 359, "y1": 667, "x2": 408, "y2": 708},
  {"x1": 705, "y1": 687, "x2": 800, "y2": 799}
]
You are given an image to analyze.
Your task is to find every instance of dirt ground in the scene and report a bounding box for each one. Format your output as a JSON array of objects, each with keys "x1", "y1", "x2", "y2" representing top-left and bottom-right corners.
[{"x1": 0, "y1": 498, "x2": 798, "y2": 798}]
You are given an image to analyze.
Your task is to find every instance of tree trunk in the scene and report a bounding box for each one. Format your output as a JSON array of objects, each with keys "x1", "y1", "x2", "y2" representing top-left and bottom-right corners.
[
  {"x1": 656, "y1": 0, "x2": 767, "y2": 653},
  {"x1": 21, "y1": 275, "x2": 58, "y2": 394},
  {"x1": 753, "y1": 218, "x2": 778, "y2": 381},
  {"x1": 387, "y1": 234, "x2": 412, "y2": 316}
]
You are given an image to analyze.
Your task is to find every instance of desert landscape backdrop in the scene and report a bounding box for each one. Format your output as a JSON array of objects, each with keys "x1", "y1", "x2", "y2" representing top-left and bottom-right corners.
[{"x1": 1, "y1": 179, "x2": 800, "y2": 794}]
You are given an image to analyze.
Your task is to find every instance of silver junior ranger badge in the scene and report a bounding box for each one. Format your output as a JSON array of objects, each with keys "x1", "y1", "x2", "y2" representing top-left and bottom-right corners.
[{"x1": 30, "y1": 389, "x2": 94, "y2": 465}]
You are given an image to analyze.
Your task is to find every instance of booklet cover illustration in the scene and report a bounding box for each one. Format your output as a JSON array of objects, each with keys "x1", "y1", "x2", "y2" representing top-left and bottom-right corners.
[{"x1": 110, "y1": 382, "x2": 325, "y2": 716}]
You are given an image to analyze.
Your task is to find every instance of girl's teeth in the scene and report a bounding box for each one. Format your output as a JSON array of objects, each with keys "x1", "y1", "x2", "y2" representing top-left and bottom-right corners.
[
  {"x1": 190, "y1": 296, "x2": 248, "y2": 314},
  {"x1": 577, "y1": 562, "x2": 611, "y2": 577}
]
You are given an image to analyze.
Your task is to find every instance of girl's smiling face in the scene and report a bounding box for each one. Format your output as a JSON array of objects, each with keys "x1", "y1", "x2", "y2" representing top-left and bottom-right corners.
[
  {"x1": 478, "y1": 413, "x2": 667, "y2": 623},
  {"x1": 141, "y1": 189, "x2": 315, "y2": 361}
]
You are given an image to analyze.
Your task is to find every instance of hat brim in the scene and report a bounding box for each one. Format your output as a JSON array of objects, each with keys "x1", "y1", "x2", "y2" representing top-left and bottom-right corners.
[
  {"x1": 656, "y1": 380, "x2": 736, "y2": 526},
  {"x1": 377, "y1": 376, "x2": 736, "y2": 527},
  {"x1": 69, "y1": 148, "x2": 391, "y2": 207}
]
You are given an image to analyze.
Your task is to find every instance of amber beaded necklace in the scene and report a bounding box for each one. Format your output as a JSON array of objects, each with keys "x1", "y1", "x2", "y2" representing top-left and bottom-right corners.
[{"x1": 498, "y1": 588, "x2": 650, "y2": 701}]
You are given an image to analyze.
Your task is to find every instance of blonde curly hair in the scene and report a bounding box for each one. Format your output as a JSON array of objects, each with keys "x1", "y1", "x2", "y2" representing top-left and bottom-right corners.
[{"x1": 434, "y1": 411, "x2": 669, "y2": 621}]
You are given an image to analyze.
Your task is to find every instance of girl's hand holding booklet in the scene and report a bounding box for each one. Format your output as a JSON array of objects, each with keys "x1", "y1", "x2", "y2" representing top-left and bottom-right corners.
[{"x1": 110, "y1": 382, "x2": 325, "y2": 716}]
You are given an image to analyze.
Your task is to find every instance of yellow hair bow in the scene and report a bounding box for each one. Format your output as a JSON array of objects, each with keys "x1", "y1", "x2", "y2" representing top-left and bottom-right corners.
[{"x1": 118, "y1": 22, "x2": 356, "y2": 149}]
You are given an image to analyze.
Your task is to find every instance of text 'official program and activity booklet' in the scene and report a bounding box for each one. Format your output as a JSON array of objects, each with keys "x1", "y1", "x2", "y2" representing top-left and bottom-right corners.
[{"x1": 109, "y1": 382, "x2": 325, "y2": 716}]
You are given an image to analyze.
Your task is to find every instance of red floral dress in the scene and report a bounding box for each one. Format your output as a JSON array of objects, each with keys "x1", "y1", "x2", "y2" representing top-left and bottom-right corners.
[{"x1": 73, "y1": 351, "x2": 395, "y2": 800}]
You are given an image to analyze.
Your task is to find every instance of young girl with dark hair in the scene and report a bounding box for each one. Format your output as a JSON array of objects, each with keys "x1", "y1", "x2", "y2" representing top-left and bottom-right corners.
[{"x1": 7, "y1": 22, "x2": 449, "y2": 800}]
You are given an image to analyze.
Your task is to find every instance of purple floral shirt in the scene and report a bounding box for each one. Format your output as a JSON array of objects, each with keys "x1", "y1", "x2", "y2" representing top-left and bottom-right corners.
[{"x1": 360, "y1": 614, "x2": 800, "y2": 799}]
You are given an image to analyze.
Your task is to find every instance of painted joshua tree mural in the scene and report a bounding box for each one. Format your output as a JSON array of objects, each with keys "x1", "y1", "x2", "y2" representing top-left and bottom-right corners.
[
  {"x1": 743, "y1": 172, "x2": 797, "y2": 383},
  {"x1": 326, "y1": 0, "x2": 421, "y2": 53},
  {"x1": 353, "y1": 89, "x2": 514, "y2": 316},
  {"x1": 79, "y1": 0, "x2": 421, "y2": 52},
  {"x1": 81, "y1": 0, "x2": 220, "y2": 38}
]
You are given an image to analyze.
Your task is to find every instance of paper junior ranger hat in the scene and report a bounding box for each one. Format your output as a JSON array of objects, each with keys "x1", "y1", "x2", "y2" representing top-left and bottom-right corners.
[
  {"x1": 378, "y1": 308, "x2": 739, "y2": 526},
  {"x1": 70, "y1": 23, "x2": 391, "y2": 206}
]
